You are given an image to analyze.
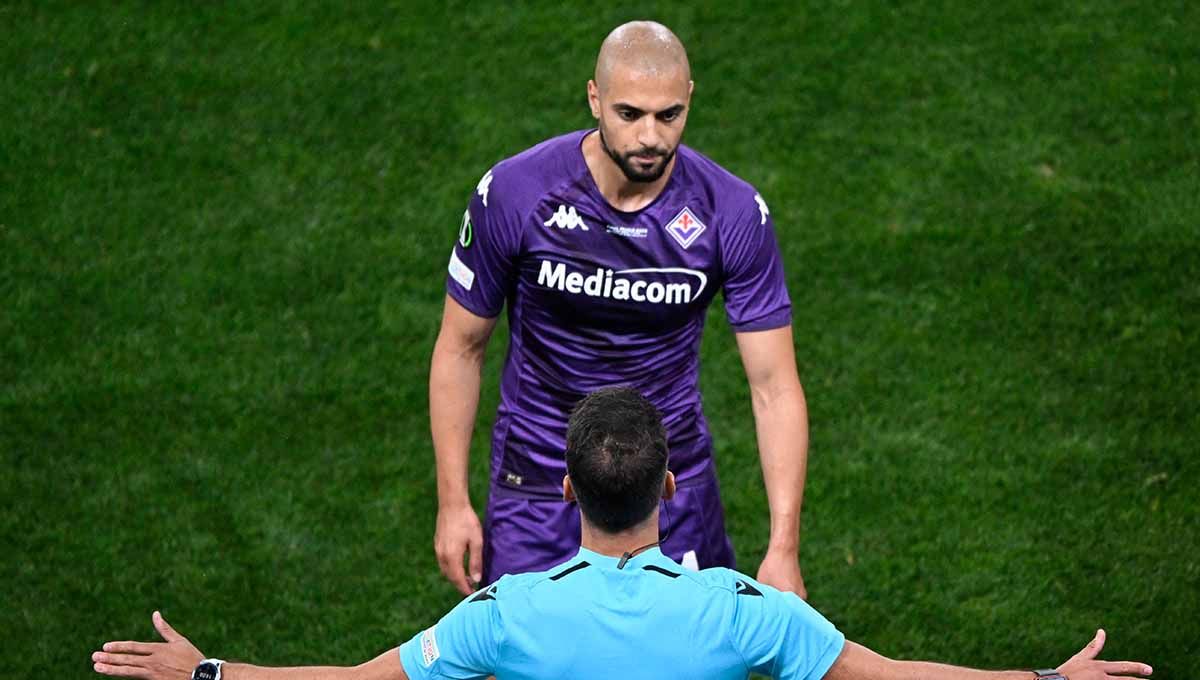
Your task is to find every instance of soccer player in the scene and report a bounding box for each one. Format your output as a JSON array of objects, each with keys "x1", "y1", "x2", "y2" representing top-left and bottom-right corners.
[
  {"x1": 430, "y1": 20, "x2": 810, "y2": 597},
  {"x1": 93, "y1": 388, "x2": 1152, "y2": 680}
]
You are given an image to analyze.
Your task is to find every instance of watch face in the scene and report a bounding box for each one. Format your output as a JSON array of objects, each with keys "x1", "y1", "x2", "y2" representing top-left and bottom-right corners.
[{"x1": 193, "y1": 662, "x2": 218, "y2": 680}]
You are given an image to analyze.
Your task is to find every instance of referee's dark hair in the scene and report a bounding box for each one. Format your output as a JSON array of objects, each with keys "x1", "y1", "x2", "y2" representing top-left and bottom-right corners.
[{"x1": 565, "y1": 386, "x2": 669, "y2": 533}]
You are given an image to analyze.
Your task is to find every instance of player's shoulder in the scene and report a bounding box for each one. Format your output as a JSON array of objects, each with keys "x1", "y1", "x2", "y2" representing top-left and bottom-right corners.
[
  {"x1": 474, "y1": 130, "x2": 590, "y2": 212},
  {"x1": 677, "y1": 144, "x2": 770, "y2": 225},
  {"x1": 678, "y1": 144, "x2": 761, "y2": 202}
]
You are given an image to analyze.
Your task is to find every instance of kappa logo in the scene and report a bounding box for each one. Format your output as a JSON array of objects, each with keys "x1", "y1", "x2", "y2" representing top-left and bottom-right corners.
[
  {"x1": 754, "y1": 193, "x2": 769, "y2": 225},
  {"x1": 476, "y1": 169, "x2": 494, "y2": 207},
  {"x1": 544, "y1": 204, "x2": 588, "y2": 231},
  {"x1": 665, "y1": 207, "x2": 706, "y2": 249}
]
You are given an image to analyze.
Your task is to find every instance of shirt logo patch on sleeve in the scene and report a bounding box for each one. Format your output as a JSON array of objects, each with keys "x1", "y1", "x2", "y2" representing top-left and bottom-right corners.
[
  {"x1": 448, "y1": 249, "x2": 476, "y2": 290},
  {"x1": 458, "y1": 209, "x2": 473, "y2": 248},
  {"x1": 665, "y1": 207, "x2": 706, "y2": 249},
  {"x1": 420, "y1": 625, "x2": 440, "y2": 666}
]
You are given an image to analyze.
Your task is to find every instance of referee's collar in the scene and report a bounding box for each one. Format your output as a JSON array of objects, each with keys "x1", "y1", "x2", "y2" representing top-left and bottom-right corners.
[{"x1": 573, "y1": 545, "x2": 677, "y2": 570}]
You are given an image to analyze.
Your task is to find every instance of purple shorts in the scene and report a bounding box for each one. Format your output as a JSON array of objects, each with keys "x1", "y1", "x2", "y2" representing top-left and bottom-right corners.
[{"x1": 482, "y1": 470, "x2": 736, "y2": 584}]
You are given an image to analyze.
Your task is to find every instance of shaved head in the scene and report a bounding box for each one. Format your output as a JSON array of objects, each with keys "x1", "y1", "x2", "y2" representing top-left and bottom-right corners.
[{"x1": 595, "y1": 21, "x2": 690, "y2": 92}]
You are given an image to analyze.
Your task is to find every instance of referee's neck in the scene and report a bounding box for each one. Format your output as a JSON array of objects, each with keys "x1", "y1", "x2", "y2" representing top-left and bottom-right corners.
[{"x1": 579, "y1": 511, "x2": 662, "y2": 559}]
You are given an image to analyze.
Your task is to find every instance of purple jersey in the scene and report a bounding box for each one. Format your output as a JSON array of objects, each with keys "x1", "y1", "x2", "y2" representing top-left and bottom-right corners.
[{"x1": 447, "y1": 129, "x2": 791, "y2": 495}]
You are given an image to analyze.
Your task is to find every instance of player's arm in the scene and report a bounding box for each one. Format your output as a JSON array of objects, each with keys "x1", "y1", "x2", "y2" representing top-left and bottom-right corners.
[
  {"x1": 735, "y1": 325, "x2": 810, "y2": 599},
  {"x1": 429, "y1": 294, "x2": 499, "y2": 594},
  {"x1": 823, "y1": 630, "x2": 1152, "y2": 680},
  {"x1": 91, "y1": 612, "x2": 409, "y2": 680}
]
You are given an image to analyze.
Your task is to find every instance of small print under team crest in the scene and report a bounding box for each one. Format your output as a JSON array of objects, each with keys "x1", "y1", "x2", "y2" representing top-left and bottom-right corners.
[{"x1": 665, "y1": 206, "x2": 706, "y2": 249}]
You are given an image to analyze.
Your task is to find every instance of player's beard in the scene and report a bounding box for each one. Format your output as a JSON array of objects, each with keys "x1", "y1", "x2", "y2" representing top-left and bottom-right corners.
[{"x1": 598, "y1": 125, "x2": 675, "y2": 184}]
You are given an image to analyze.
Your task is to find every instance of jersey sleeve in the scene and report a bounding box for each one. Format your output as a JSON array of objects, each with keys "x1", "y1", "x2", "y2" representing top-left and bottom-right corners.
[
  {"x1": 727, "y1": 574, "x2": 845, "y2": 680},
  {"x1": 718, "y1": 191, "x2": 792, "y2": 332},
  {"x1": 445, "y1": 167, "x2": 523, "y2": 318},
  {"x1": 398, "y1": 586, "x2": 503, "y2": 680}
]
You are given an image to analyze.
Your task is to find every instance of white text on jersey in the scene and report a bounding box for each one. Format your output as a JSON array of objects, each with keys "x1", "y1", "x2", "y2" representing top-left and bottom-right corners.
[{"x1": 537, "y1": 260, "x2": 707, "y2": 305}]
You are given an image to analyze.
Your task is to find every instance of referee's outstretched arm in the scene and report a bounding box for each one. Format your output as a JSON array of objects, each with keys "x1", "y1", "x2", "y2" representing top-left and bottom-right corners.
[
  {"x1": 825, "y1": 631, "x2": 1151, "y2": 680},
  {"x1": 91, "y1": 612, "x2": 1150, "y2": 680},
  {"x1": 91, "y1": 389, "x2": 1153, "y2": 680}
]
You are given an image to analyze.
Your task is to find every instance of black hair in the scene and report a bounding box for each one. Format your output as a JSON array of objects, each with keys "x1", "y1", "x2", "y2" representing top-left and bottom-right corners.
[{"x1": 565, "y1": 386, "x2": 669, "y2": 533}]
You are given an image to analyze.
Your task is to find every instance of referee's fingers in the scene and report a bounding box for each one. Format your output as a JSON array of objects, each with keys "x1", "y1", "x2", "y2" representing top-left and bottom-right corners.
[
  {"x1": 1103, "y1": 661, "x2": 1153, "y2": 676},
  {"x1": 99, "y1": 641, "x2": 155, "y2": 655}
]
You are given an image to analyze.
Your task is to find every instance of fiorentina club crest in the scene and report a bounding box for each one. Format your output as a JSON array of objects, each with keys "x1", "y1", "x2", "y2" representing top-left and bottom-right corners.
[{"x1": 665, "y1": 206, "x2": 706, "y2": 249}]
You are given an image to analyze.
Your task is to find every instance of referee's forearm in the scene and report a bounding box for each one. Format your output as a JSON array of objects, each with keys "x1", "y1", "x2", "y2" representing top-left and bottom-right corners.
[
  {"x1": 225, "y1": 664, "x2": 358, "y2": 680},
  {"x1": 829, "y1": 642, "x2": 1037, "y2": 680},
  {"x1": 883, "y1": 659, "x2": 1034, "y2": 680},
  {"x1": 223, "y1": 647, "x2": 407, "y2": 680}
]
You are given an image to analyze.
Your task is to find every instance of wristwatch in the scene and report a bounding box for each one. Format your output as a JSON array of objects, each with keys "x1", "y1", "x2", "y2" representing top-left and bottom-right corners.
[
  {"x1": 192, "y1": 658, "x2": 225, "y2": 680},
  {"x1": 1033, "y1": 669, "x2": 1067, "y2": 680}
]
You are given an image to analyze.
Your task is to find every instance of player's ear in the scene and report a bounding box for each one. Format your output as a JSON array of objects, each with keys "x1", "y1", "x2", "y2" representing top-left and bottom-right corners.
[
  {"x1": 587, "y1": 79, "x2": 601, "y2": 119},
  {"x1": 662, "y1": 471, "x2": 676, "y2": 501},
  {"x1": 563, "y1": 475, "x2": 577, "y2": 502}
]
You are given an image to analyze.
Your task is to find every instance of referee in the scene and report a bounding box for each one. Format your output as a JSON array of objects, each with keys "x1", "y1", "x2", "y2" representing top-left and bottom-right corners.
[{"x1": 93, "y1": 388, "x2": 1152, "y2": 680}]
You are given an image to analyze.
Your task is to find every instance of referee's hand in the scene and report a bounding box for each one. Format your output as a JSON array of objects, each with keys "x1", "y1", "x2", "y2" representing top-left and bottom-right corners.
[
  {"x1": 435, "y1": 503, "x2": 485, "y2": 595},
  {"x1": 1058, "y1": 629, "x2": 1153, "y2": 680},
  {"x1": 92, "y1": 611, "x2": 202, "y2": 680}
]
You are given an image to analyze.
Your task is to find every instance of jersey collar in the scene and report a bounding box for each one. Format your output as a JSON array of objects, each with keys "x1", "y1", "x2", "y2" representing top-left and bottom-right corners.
[
  {"x1": 574, "y1": 128, "x2": 684, "y2": 218},
  {"x1": 573, "y1": 545, "x2": 679, "y2": 570}
]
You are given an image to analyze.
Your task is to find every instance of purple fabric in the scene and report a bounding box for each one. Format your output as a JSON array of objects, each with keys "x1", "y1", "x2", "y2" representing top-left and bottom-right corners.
[
  {"x1": 447, "y1": 129, "x2": 792, "y2": 496},
  {"x1": 482, "y1": 471, "x2": 736, "y2": 585}
]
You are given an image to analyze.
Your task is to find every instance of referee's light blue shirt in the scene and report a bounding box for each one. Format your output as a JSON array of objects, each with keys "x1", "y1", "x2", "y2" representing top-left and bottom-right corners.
[{"x1": 399, "y1": 547, "x2": 845, "y2": 680}]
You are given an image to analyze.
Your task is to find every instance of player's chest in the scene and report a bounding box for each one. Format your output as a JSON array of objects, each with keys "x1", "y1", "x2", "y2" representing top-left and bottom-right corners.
[{"x1": 514, "y1": 197, "x2": 721, "y2": 326}]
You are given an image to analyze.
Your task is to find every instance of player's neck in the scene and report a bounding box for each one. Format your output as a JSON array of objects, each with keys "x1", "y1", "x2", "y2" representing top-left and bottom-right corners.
[
  {"x1": 579, "y1": 513, "x2": 661, "y2": 560},
  {"x1": 581, "y1": 130, "x2": 675, "y2": 213}
]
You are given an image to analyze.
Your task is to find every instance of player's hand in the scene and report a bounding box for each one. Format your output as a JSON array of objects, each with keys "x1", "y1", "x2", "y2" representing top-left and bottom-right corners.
[
  {"x1": 435, "y1": 502, "x2": 485, "y2": 595},
  {"x1": 1056, "y1": 629, "x2": 1152, "y2": 680},
  {"x1": 92, "y1": 611, "x2": 204, "y2": 679},
  {"x1": 756, "y1": 546, "x2": 807, "y2": 599}
]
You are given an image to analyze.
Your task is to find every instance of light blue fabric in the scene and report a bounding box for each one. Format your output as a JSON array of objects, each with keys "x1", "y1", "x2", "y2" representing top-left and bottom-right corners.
[{"x1": 399, "y1": 547, "x2": 844, "y2": 680}]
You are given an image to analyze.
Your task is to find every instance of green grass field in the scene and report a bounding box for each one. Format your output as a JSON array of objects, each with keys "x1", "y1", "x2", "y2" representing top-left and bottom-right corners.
[{"x1": 2, "y1": 1, "x2": 1197, "y2": 677}]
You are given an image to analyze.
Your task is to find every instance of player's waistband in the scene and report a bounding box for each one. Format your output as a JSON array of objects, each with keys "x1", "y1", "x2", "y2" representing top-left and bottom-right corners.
[{"x1": 489, "y1": 458, "x2": 718, "y2": 500}]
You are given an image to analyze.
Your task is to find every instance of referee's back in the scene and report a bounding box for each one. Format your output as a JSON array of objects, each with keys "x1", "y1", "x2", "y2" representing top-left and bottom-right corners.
[{"x1": 399, "y1": 547, "x2": 844, "y2": 680}]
